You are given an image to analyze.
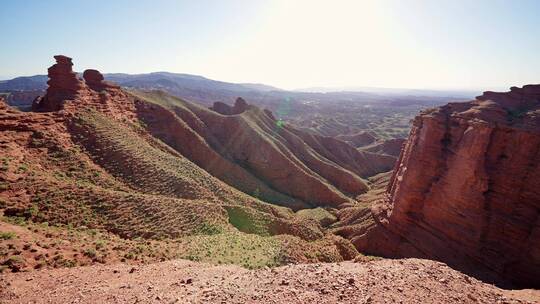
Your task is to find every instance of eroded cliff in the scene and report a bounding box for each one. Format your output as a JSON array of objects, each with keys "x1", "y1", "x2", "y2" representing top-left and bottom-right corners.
[{"x1": 348, "y1": 85, "x2": 540, "y2": 287}]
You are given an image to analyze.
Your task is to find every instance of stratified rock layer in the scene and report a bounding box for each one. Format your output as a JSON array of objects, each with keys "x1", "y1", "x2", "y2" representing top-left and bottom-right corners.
[
  {"x1": 27, "y1": 56, "x2": 395, "y2": 210},
  {"x1": 353, "y1": 84, "x2": 540, "y2": 287},
  {"x1": 32, "y1": 55, "x2": 84, "y2": 111}
]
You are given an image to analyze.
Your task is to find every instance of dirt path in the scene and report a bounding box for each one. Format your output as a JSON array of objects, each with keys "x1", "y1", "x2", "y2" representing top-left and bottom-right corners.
[{"x1": 1, "y1": 258, "x2": 538, "y2": 304}]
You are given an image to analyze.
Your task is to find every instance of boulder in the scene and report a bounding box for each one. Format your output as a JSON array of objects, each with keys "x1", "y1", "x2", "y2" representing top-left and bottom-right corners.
[{"x1": 83, "y1": 69, "x2": 119, "y2": 91}]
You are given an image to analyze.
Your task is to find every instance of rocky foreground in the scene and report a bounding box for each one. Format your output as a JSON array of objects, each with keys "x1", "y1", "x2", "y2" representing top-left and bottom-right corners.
[{"x1": 1, "y1": 258, "x2": 538, "y2": 304}]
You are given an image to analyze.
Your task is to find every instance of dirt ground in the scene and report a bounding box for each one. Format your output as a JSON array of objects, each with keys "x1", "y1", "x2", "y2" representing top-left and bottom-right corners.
[{"x1": 1, "y1": 258, "x2": 538, "y2": 304}]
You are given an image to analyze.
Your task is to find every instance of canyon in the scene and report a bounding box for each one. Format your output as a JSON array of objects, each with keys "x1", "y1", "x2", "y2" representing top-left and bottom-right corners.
[{"x1": 0, "y1": 56, "x2": 539, "y2": 303}]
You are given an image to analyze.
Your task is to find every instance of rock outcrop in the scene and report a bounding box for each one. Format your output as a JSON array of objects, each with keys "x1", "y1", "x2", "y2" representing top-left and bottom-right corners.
[
  {"x1": 26, "y1": 56, "x2": 394, "y2": 210},
  {"x1": 210, "y1": 97, "x2": 250, "y2": 115},
  {"x1": 32, "y1": 55, "x2": 84, "y2": 111},
  {"x1": 83, "y1": 69, "x2": 119, "y2": 91},
  {"x1": 3, "y1": 56, "x2": 360, "y2": 270},
  {"x1": 351, "y1": 84, "x2": 540, "y2": 287}
]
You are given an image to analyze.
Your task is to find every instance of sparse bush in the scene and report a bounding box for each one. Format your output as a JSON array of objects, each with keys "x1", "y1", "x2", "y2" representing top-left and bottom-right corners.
[
  {"x1": 0, "y1": 231, "x2": 16, "y2": 240},
  {"x1": 17, "y1": 164, "x2": 28, "y2": 173},
  {"x1": 95, "y1": 239, "x2": 107, "y2": 250},
  {"x1": 83, "y1": 248, "x2": 97, "y2": 258}
]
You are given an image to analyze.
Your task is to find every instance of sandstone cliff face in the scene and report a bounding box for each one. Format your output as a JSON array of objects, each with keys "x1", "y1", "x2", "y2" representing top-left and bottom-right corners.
[{"x1": 352, "y1": 85, "x2": 540, "y2": 287}]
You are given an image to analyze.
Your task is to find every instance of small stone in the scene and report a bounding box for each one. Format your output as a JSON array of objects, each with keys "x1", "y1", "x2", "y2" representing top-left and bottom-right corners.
[{"x1": 467, "y1": 294, "x2": 477, "y2": 302}]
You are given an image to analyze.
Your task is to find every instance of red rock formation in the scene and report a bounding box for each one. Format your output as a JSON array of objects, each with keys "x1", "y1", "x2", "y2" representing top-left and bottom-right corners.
[
  {"x1": 24, "y1": 57, "x2": 394, "y2": 209},
  {"x1": 141, "y1": 98, "x2": 361, "y2": 207},
  {"x1": 133, "y1": 98, "x2": 305, "y2": 209},
  {"x1": 32, "y1": 55, "x2": 84, "y2": 111},
  {"x1": 83, "y1": 69, "x2": 119, "y2": 91},
  {"x1": 233, "y1": 97, "x2": 248, "y2": 113},
  {"x1": 352, "y1": 84, "x2": 540, "y2": 287},
  {"x1": 131, "y1": 92, "x2": 395, "y2": 208},
  {"x1": 288, "y1": 128, "x2": 396, "y2": 179},
  {"x1": 210, "y1": 97, "x2": 250, "y2": 115}
]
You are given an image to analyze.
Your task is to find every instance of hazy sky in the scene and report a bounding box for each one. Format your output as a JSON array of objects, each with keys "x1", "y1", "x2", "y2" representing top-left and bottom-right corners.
[{"x1": 1, "y1": 0, "x2": 539, "y2": 90}]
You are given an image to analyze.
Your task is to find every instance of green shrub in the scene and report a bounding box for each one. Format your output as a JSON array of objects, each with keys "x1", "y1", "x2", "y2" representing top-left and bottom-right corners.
[
  {"x1": 0, "y1": 231, "x2": 16, "y2": 240},
  {"x1": 83, "y1": 248, "x2": 97, "y2": 258}
]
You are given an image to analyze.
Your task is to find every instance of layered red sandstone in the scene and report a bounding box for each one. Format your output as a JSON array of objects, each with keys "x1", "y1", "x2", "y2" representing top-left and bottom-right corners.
[
  {"x1": 32, "y1": 55, "x2": 85, "y2": 111},
  {"x1": 26, "y1": 56, "x2": 395, "y2": 210},
  {"x1": 351, "y1": 84, "x2": 540, "y2": 287}
]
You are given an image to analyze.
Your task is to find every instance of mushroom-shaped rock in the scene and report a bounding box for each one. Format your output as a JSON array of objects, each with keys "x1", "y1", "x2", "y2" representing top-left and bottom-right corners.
[
  {"x1": 83, "y1": 69, "x2": 119, "y2": 91},
  {"x1": 83, "y1": 69, "x2": 104, "y2": 83}
]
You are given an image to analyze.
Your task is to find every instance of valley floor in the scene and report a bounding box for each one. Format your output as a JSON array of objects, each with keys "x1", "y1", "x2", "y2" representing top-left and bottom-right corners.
[{"x1": 1, "y1": 258, "x2": 538, "y2": 304}]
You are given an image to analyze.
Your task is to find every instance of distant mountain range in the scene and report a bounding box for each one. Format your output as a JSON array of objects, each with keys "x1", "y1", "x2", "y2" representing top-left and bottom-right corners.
[
  {"x1": 0, "y1": 72, "x2": 473, "y2": 118},
  {"x1": 295, "y1": 86, "x2": 481, "y2": 98},
  {"x1": 0, "y1": 72, "x2": 281, "y2": 94}
]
